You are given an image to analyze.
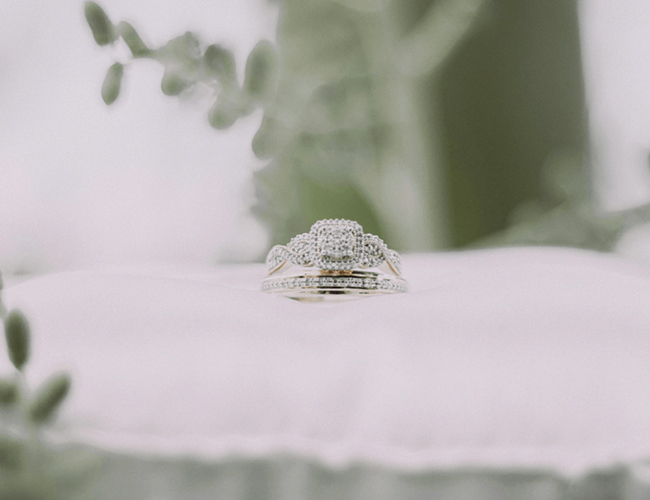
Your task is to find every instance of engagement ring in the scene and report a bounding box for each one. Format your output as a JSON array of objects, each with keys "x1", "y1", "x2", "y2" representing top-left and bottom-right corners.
[{"x1": 262, "y1": 219, "x2": 407, "y2": 301}]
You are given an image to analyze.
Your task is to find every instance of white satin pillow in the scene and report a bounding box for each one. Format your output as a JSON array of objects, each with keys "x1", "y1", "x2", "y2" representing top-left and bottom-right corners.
[{"x1": 3, "y1": 247, "x2": 650, "y2": 476}]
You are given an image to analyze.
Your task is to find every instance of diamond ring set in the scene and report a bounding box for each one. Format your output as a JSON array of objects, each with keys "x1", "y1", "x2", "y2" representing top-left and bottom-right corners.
[{"x1": 262, "y1": 219, "x2": 407, "y2": 301}]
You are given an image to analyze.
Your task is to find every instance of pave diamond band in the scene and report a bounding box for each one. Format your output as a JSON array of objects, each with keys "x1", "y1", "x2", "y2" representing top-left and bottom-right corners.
[
  {"x1": 261, "y1": 270, "x2": 408, "y2": 301},
  {"x1": 262, "y1": 219, "x2": 406, "y2": 301},
  {"x1": 266, "y1": 219, "x2": 402, "y2": 276}
]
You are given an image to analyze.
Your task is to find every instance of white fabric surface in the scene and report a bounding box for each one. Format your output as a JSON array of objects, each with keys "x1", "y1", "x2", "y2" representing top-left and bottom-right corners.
[{"x1": 3, "y1": 247, "x2": 650, "y2": 476}]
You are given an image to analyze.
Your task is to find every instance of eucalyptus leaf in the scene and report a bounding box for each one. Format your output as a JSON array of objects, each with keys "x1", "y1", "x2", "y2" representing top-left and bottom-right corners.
[
  {"x1": 101, "y1": 62, "x2": 123, "y2": 105},
  {"x1": 208, "y1": 97, "x2": 239, "y2": 130},
  {"x1": 162, "y1": 32, "x2": 201, "y2": 61},
  {"x1": 161, "y1": 68, "x2": 188, "y2": 96},
  {"x1": 84, "y1": 2, "x2": 115, "y2": 46},
  {"x1": 243, "y1": 40, "x2": 278, "y2": 102},
  {"x1": 0, "y1": 378, "x2": 17, "y2": 405},
  {"x1": 4, "y1": 310, "x2": 30, "y2": 371},
  {"x1": 29, "y1": 372, "x2": 71, "y2": 424},
  {"x1": 118, "y1": 21, "x2": 149, "y2": 57},
  {"x1": 204, "y1": 44, "x2": 237, "y2": 87}
]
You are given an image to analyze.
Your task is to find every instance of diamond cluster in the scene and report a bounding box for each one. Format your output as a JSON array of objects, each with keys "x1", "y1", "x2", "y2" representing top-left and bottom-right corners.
[
  {"x1": 266, "y1": 246, "x2": 287, "y2": 272},
  {"x1": 287, "y1": 233, "x2": 311, "y2": 266},
  {"x1": 310, "y1": 219, "x2": 363, "y2": 270},
  {"x1": 360, "y1": 234, "x2": 387, "y2": 268},
  {"x1": 266, "y1": 233, "x2": 312, "y2": 273},
  {"x1": 261, "y1": 276, "x2": 407, "y2": 293},
  {"x1": 318, "y1": 228, "x2": 355, "y2": 259},
  {"x1": 266, "y1": 219, "x2": 402, "y2": 275}
]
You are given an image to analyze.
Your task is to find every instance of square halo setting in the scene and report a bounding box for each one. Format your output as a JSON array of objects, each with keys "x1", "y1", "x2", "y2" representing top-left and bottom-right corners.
[{"x1": 310, "y1": 219, "x2": 363, "y2": 270}]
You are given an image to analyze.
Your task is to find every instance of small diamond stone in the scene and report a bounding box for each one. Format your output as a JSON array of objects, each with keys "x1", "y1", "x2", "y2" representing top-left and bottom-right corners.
[
  {"x1": 361, "y1": 238, "x2": 385, "y2": 268},
  {"x1": 318, "y1": 228, "x2": 356, "y2": 259}
]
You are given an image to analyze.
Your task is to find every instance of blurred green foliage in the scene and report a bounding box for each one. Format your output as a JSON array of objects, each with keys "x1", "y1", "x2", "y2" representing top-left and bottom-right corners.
[
  {"x1": 476, "y1": 152, "x2": 650, "y2": 251},
  {"x1": 436, "y1": 0, "x2": 590, "y2": 247},
  {"x1": 85, "y1": 0, "x2": 487, "y2": 252},
  {"x1": 88, "y1": 0, "x2": 643, "y2": 254},
  {"x1": 0, "y1": 275, "x2": 100, "y2": 500}
]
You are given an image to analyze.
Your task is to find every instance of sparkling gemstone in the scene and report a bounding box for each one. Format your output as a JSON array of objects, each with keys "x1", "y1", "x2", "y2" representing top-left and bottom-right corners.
[
  {"x1": 363, "y1": 242, "x2": 382, "y2": 260},
  {"x1": 318, "y1": 228, "x2": 356, "y2": 259},
  {"x1": 289, "y1": 235, "x2": 311, "y2": 266}
]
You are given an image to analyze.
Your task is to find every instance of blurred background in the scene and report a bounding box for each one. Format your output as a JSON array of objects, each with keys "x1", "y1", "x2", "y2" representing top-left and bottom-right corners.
[
  {"x1": 1, "y1": 0, "x2": 650, "y2": 274},
  {"x1": 3, "y1": 2, "x2": 650, "y2": 498}
]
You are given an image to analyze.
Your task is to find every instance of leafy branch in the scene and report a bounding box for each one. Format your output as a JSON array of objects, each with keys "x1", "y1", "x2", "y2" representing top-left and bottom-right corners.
[
  {"x1": 84, "y1": 0, "x2": 488, "y2": 250},
  {"x1": 85, "y1": 1, "x2": 278, "y2": 129},
  {"x1": 0, "y1": 274, "x2": 98, "y2": 500}
]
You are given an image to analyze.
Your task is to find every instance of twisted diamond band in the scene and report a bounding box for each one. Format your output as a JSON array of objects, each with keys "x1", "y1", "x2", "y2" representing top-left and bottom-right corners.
[{"x1": 262, "y1": 219, "x2": 407, "y2": 301}]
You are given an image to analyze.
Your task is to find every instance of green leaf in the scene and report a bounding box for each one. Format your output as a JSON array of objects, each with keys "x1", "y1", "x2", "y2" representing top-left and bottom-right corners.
[
  {"x1": 84, "y1": 2, "x2": 116, "y2": 46},
  {"x1": 161, "y1": 68, "x2": 188, "y2": 96},
  {"x1": 4, "y1": 310, "x2": 30, "y2": 371},
  {"x1": 162, "y1": 32, "x2": 201, "y2": 61},
  {"x1": 204, "y1": 44, "x2": 237, "y2": 86},
  {"x1": 208, "y1": 97, "x2": 239, "y2": 130},
  {"x1": 0, "y1": 378, "x2": 17, "y2": 405},
  {"x1": 118, "y1": 21, "x2": 150, "y2": 57},
  {"x1": 101, "y1": 62, "x2": 123, "y2": 105},
  {"x1": 243, "y1": 40, "x2": 278, "y2": 102},
  {"x1": 29, "y1": 372, "x2": 71, "y2": 424}
]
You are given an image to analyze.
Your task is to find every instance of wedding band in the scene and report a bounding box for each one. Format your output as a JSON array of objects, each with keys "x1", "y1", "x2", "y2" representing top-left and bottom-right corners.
[{"x1": 262, "y1": 219, "x2": 407, "y2": 300}]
